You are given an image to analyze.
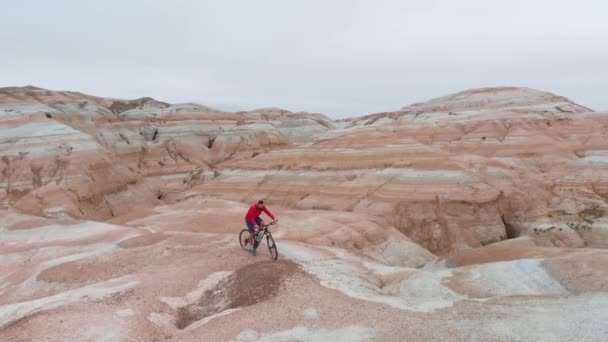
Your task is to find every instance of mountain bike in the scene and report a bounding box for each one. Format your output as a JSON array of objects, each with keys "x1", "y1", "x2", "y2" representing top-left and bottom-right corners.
[{"x1": 239, "y1": 221, "x2": 278, "y2": 260}]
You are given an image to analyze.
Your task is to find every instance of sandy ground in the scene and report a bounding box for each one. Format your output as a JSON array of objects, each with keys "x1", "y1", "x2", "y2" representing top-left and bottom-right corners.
[{"x1": 2, "y1": 200, "x2": 608, "y2": 341}]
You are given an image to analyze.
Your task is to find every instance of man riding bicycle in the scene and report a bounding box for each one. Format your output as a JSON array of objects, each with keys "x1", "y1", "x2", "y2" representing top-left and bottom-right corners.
[{"x1": 244, "y1": 200, "x2": 277, "y2": 255}]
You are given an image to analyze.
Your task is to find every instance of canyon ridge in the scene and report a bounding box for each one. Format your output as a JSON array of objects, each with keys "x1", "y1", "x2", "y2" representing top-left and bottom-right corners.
[{"x1": 1, "y1": 85, "x2": 608, "y2": 341}]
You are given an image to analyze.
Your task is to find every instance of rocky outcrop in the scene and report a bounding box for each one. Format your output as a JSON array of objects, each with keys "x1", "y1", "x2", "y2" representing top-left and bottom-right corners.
[
  {"x1": 0, "y1": 98, "x2": 158, "y2": 219},
  {"x1": 3, "y1": 85, "x2": 608, "y2": 341},
  {"x1": 5, "y1": 85, "x2": 608, "y2": 251},
  {"x1": 198, "y1": 88, "x2": 608, "y2": 254},
  {"x1": 0, "y1": 87, "x2": 328, "y2": 219},
  {"x1": 241, "y1": 107, "x2": 335, "y2": 144},
  {"x1": 344, "y1": 87, "x2": 592, "y2": 127}
]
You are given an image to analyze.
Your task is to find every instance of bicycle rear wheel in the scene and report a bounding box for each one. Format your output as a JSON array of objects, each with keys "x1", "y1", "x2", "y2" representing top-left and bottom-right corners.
[
  {"x1": 239, "y1": 229, "x2": 250, "y2": 250},
  {"x1": 267, "y1": 236, "x2": 278, "y2": 260}
]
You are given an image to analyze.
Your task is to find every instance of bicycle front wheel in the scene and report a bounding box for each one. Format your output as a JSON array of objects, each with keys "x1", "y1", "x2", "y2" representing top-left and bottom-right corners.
[{"x1": 267, "y1": 235, "x2": 278, "y2": 260}]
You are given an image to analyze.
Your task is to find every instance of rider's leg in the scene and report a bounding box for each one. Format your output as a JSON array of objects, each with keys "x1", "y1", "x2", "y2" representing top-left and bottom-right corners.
[
  {"x1": 246, "y1": 221, "x2": 256, "y2": 253},
  {"x1": 248, "y1": 231, "x2": 254, "y2": 244},
  {"x1": 250, "y1": 218, "x2": 263, "y2": 252}
]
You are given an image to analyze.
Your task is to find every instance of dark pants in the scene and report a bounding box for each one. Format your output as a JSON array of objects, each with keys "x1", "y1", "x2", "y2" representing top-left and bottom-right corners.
[{"x1": 245, "y1": 217, "x2": 263, "y2": 232}]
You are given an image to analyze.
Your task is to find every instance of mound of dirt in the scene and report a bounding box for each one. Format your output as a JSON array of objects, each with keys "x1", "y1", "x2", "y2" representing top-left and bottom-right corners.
[
  {"x1": 175, "y1": 260, "x2": 299, "y2": 329},
  {"x1": 227, "y1": 260, "x2": 299, "y2": 308}
]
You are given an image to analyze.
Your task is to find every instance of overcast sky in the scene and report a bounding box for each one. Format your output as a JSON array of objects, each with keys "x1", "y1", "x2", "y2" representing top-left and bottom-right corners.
[{"x1": 1, "y1": 0, "x2": 607, "y2": 118}]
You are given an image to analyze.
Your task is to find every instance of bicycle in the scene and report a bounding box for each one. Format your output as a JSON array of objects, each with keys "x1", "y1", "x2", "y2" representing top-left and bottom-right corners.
[{"x1": 239, "y1": 221, "x2": 278, "y2": 260}]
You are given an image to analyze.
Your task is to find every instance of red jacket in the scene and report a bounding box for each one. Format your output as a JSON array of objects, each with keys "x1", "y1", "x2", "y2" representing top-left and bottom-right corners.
[{"x1": 245, "y1": 204, "x2": 275, "y2": 224}]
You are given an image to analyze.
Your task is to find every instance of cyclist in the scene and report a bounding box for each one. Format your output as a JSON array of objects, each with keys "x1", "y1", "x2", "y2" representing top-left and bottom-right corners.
[{"x1": 244, "y1": 200, "x2": 277, "y2": 255}]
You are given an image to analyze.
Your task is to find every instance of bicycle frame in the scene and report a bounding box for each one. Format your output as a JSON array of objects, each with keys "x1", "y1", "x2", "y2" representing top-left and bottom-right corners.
[{"x1": 253, "y1": 222, "x2": 275, "y2": 249}]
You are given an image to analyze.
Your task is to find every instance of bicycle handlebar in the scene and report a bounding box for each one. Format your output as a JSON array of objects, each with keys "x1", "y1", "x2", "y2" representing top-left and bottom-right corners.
[{"x1": 260, "y1": 221, "x2": 277, "y2": 229}]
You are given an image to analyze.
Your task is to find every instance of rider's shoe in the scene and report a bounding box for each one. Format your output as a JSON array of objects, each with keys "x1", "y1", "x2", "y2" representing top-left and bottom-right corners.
[{"x1": 248, "y1": 248, "x2": 257, "y2": 255}]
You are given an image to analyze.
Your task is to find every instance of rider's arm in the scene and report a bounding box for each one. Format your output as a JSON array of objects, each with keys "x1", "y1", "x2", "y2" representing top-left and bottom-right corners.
[{"x1": 262, "y1": 207, "x2": 276, "y2": 221}]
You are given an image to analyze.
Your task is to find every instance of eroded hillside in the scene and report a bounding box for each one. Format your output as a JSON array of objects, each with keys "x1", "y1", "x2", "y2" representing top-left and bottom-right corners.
[{"x1": 2, "y1": 86, "x2": 608, "y2": 341}]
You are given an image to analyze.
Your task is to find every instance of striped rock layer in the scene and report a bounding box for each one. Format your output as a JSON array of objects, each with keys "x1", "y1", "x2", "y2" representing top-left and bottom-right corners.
[{"x1": 2, "y1": 86, "x2": 608, "y2": 253}]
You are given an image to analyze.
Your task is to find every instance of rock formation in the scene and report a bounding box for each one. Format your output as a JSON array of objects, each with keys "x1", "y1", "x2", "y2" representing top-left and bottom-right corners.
[
  {"x1": 192, "y1": 87, "x2": 608, "y2": 254},
  {"x1": 0, "y1": 86, "x2": 330, "y2": 219},
  {"x1": 2, "y1": 85, "x2": 608, "y2": 341}
]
